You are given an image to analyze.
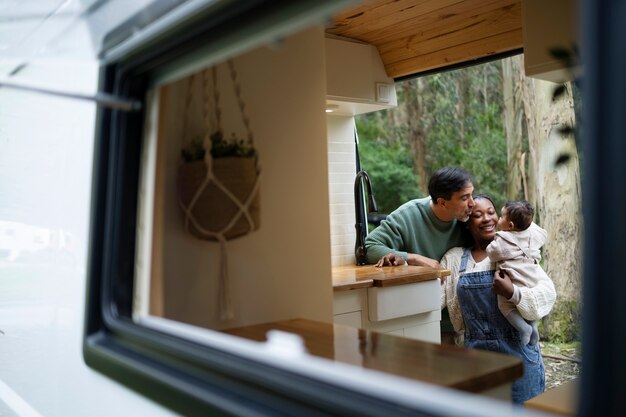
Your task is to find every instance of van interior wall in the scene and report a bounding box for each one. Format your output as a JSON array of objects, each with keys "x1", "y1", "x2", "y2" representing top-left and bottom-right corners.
[
  {"x1": 326, "y1": 114, "x2": 358, "y2": 266},
  {"x1": 152, "y1": 27, "x2": 334, "y2": 330}
]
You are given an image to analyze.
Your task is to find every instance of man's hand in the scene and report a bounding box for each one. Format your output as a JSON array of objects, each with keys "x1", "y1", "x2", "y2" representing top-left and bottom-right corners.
[
  {"x1": 493, "y1": 270, "x2": 514, "y2": 299},
  {"x1": 407, "y1": 253, "x2": 442, "y2": 269},
  {"x1": 375, "y1": 253, "x2": 406, "y2": 267}
]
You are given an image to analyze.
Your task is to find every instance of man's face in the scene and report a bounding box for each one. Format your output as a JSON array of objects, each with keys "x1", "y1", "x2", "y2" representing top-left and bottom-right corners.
[{"x1": 441, "y1": 183, "x2": 475, "y2": 221}]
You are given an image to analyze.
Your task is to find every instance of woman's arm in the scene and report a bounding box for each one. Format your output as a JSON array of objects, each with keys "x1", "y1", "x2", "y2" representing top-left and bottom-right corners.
[
  {"x1": 493, "y1": 270, "x2": 514, "y2": 298},
  {"x1": 515, "y1": 278, "x2": 557, "y2": 321},
  {"x1": 494, "y1": 271, "x2": 557, "y2": 321},
  {"x1": 439, "y1": 248, "x2": 465, "y2": 333}
]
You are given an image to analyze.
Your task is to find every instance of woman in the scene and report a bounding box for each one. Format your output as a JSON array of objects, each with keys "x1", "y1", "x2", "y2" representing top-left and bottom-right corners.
[{"x1": 440, "y1": 194, "x2": 556, "y2": 404}]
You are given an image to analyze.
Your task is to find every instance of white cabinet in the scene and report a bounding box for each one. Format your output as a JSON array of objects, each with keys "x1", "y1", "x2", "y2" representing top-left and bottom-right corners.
[
  {"x1": 367, "y1": 279, "x2": 440, "y2": 322},
  {"x1": 332, "y1": 279, "x2": 441, "y2": 344},
  {"x1": 522, "y1": 0, "x2": 579, "y2": 82},
  {"x1": 333, "y1": 311, "x2": 362, "y2": 328},
  {"x1": 332, "y1": 290, "x2": 365, "y2": 328}
]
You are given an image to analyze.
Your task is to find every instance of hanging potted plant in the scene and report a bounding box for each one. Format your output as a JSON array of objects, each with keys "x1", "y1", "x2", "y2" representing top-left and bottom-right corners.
[
  {"x1": 177, "y1": 130, "x2": 260, "y2": 241},
  {"x1": 176, "y1": 62, "x2": 261, "y2": 321},
  {"x1": 177, "y1": 63, "x2": 261, "y2": 243}
]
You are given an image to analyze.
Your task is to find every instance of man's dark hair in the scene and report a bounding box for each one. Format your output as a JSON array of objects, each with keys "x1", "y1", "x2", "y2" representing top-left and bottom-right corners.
[
  {"x1": 428, "y1": 167, "x2": 472, "y2": 201},
  {"x1": 504, "y1": 200, "x2": 534, "y2": 230}
]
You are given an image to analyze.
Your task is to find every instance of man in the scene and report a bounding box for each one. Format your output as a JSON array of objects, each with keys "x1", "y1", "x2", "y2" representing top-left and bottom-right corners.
[{"x1": 366, "y1": 167, "x2": 475, "y2": 267}]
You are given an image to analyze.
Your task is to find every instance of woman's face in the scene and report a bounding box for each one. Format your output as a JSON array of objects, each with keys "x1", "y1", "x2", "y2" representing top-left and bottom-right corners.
[{"x1": 468, "y1": 197, "x2": 498, "y2": 243}]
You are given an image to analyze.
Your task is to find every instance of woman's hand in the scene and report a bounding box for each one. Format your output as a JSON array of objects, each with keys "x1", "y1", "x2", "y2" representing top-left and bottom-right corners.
[
  {"x1": 493, "y1": 270, "x2": 514, "y2": 299},
  {"x1": 375, "y1": 253, "x2": 406, "y2": 267}
]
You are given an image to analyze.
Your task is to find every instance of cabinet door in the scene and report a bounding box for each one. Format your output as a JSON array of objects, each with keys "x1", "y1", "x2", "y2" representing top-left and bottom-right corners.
[
  {"x1": 404, "y1": 322, "x2": 441, "y2": 344},
  {"x1": 367, "y1": 279, "x2": 440, "y2": 322},
  {"x1": 333, "y1": 289, "x2": 365, "y2": 315},
  {"x1": 333, "y1": 311, "x2": 362, "y2": 328}
]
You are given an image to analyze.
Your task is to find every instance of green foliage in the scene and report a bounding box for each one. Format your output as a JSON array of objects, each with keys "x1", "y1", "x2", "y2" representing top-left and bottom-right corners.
[
  {"x1": 356, "y1": 61, "x2": 509, "y2": 211},
  {"x1": 181, "y1": 131, "x2": 256, "y2": 162},
  {"x1": 356, "y1": 108, "x2": 423, "y2": 213},
  {"x1": 358, "y1": 138, "x2": 422, "y2": 213},
  {"x1": 541, "y1": 299, "x2": 582, "y2": 343},
  {"x1": 431, "y1": 102, "x2": 508, "y2": 207},
  {"x1": 181, "y1": 138, "x2": 205, "y2": 162}
]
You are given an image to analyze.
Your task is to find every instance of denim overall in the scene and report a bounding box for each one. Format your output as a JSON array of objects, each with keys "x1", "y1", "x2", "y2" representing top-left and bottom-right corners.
[{"x1": 457, "y1": 248, "x2": 545, "y2": 404}]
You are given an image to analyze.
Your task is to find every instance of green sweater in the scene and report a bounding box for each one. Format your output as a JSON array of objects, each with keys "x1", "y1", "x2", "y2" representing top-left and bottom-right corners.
[{"x1": 365, "y1": 197, "x2": 470, "y2": 264}]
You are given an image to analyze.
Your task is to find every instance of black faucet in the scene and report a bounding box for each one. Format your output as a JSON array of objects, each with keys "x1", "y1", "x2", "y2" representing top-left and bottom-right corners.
[{"x1": 354, "y1": 170, "x2": 378, "y2": 265}]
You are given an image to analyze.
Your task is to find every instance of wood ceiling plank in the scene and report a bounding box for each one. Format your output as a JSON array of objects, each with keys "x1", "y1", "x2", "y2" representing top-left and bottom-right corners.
[
  {"x1": 327, "y1": 0, "x2": 463, "y2": 40},
  {"x1": 356, "y1": 0, "x2": 519, "y2": 45},
  {"x1": 385, "y1": 29, "x2": 522, "y2": 78},
  {"x1": 378, "y1": 2, "x2": 521, "y2": 64},
  {"x1": 326, "y1": 0, "x2": 524, "y2": 79}
]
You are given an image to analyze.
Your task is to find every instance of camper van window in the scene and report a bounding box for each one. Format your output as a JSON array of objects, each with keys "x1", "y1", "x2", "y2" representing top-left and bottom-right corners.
[
  {"x1": 87, "y1": 2, "x2": 515, "y2": 416},
  {"x1": 80, "y1": 1, "x2": 601, "y2": 416}
]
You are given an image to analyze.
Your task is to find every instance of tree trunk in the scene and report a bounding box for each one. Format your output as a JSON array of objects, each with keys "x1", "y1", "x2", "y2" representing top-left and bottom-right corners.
[
  {"x1": 520, "y1": 70, "x2": 582, "y2": 342},
  {"x1": 501, "y1": 56, "x2": 525, "y2": 200},
  {"x1": 404, "y1": 79, "x2": 429, "y2": 194},
  {"x1": 454, "y1": 70, "x2": 470, "y2": 146},
  {"x1": 386, "y1": 89, "x2": 404, "y2": 138}
]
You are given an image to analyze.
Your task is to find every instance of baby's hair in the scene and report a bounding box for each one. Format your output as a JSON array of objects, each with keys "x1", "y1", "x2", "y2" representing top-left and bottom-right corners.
[{"x1": 504, "y1": 200, "x2": 534, "y2": 231}]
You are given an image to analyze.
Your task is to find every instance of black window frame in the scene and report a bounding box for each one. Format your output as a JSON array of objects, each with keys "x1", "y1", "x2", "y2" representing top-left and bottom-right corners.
[{"x1": 579, "y1": 0, "x2": 626, "y2": 415}]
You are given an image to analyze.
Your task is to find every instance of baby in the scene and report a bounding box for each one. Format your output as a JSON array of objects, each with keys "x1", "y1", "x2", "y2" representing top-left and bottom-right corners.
[{"x1": 487, "y1": 200, "x2": 552, "y2": 345}]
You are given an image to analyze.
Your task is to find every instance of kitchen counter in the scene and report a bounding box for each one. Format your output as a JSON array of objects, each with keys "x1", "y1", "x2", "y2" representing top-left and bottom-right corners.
[
  {"x1": 223, "y1": 318, "x2": 523, "y2": 395},
  {"x1": 332, "y1": 264, "x2": 450, "y2": 291},
  {"x1": 332, "y1": 264, "x2": 448, "y2": 343}
]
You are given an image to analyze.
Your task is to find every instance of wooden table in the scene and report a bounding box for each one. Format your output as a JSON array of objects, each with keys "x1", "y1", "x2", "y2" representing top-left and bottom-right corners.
[
  {"x1": 332, "y1": 264, "x2": 450, "y2": 291},
  {"x1": 525, "y1": 378, "x2": 579, "y2": 415},
  {"x1": 223, "y1": 318, "x2": 523, "y2": 394}
]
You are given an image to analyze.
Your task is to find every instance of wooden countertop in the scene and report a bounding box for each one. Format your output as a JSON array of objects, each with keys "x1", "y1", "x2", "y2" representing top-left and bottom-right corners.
[
  {"x1": 223, "y1": 318, "x2": 523, "y2": 393},
  {"x1": 332, "y1": 264, "x2": 450, "y2": 291}
]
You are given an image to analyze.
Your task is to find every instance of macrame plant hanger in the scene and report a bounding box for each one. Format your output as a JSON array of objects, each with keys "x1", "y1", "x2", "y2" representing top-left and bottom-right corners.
[{"x1": 178, "y1": 61, "x2": 261, "y2": 321}]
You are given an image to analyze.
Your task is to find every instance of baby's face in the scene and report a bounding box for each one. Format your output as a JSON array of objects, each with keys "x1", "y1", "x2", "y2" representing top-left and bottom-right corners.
[{"x1": 497, "y1": 207, "x2": 514, "y2": 231}]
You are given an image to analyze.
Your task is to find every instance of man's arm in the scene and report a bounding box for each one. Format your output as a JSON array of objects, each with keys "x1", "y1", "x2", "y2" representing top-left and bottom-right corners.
[
  {"x1": 374, "y1": 252, "x2": 442, "y2": 268},
  {"x1": 406, "y1": 253, "x2": 442, "y2": 268},
  {"x1": 366, "y1": 200, "x2": 446, "y2": 267},
  {"x1": 365, "y1": 214, "x2": 409, "y2": 264},
  {"x1": 366, "y1": 220, "x2": 440, "y2": 267}
]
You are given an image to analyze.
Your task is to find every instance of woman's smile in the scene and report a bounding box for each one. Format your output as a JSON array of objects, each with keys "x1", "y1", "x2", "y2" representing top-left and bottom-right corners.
[{"x1": 467, "y1": 196, "x2": 499, "y2": 244}]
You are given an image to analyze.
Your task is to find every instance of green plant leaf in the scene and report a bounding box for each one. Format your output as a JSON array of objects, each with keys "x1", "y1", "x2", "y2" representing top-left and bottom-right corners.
[{"x1": 181, "y1": 130, "x2": 256, "y2": 162}]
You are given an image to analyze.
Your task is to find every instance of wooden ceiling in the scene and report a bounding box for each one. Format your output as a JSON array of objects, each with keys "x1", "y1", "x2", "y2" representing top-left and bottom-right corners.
[{"x1": 326, "y1": 0, "x2": 523, "y2": 79}]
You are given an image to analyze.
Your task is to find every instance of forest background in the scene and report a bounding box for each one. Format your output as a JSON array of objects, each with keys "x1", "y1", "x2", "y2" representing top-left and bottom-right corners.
[{"x1": 356, "y1": 54, "x2": 582, "y2": 344}]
